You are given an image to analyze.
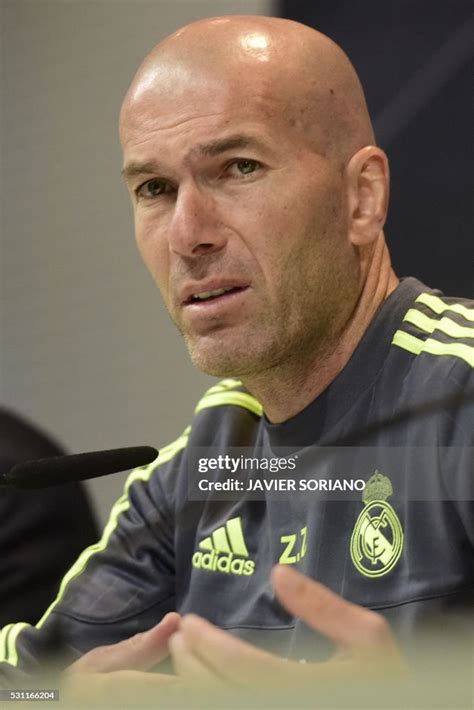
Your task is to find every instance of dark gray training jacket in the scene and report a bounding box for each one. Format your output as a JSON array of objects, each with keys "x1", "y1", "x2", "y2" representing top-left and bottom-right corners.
[{"x1": 1, "y1": 278, "x2": 473, "y2": 686}]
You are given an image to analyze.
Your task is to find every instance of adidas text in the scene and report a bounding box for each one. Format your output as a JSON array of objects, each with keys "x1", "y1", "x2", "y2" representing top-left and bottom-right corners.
[{"x1": 192, "y1": 550, "x2": 255, "y2": 576}]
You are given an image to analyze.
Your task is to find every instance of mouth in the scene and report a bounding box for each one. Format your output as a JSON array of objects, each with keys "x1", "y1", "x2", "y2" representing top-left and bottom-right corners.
[{"x1": 184, "y1": 286, "x2": 247, "y2": 305}]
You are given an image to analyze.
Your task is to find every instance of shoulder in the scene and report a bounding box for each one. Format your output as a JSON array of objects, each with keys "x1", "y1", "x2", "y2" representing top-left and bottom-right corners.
[
  {"x1": 127, "y1": 379, "x2": 263, "y2": 493},
  {"x1": 192, "y1": 378, "x2": 263, "y2": 418},
  {"x1": 387, "y1": 288, "x2": 473, "y2": 441},
  {"x1": 391, "y1": 289, "x2": 474, "y2": 384}
]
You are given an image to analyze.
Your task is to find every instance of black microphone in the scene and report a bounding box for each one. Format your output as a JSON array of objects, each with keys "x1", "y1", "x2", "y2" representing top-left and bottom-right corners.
[{"x1": 0, "y1": 446, "x2": 158, "y2": 489}]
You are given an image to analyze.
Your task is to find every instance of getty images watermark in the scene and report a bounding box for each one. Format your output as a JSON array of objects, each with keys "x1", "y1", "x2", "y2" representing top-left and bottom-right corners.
[
  {"x1": 187, "y1": 446, "x2": 474, "y2": 501},
  {"x1": 196, "y1": 454, "x2": 365, "y2": 493}
]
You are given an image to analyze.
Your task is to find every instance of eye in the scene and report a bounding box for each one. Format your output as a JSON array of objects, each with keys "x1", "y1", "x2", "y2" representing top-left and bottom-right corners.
[
  {"x1": 136, "y1": 178, "x2": 171, "y2": 199},
  {"x1": 228, "y1": 159, "x2": 261, "y2": 176}
]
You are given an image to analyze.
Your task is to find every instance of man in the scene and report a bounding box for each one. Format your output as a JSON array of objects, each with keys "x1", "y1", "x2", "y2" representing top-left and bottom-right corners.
[{"x1": 1, "y1": 15, "x2": 472, "y2": 705}]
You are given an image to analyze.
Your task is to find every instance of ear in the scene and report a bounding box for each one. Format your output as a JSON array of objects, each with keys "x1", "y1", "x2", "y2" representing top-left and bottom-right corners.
[{"x1": 345, "y1": 146, "x2": 389, "y2": 246}]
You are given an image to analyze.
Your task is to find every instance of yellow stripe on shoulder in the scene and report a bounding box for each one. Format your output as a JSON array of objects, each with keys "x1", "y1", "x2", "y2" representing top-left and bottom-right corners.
[
  {"x1": 124, "y1": 426, "x2": 190, "y2": 494},
  {"x1": 392, "y1": 330, "x2": 474, "y2": 367},
  {"x1": 403, "y1": 309, "x2": 474, "y2": 340},
  {"x1": 195, "y1": 390, "x2": 263, "y2": 417},
  {"x1": 194, "y1": 378, "x2": 262, "y2": 416},
  {"x1": 416, "y1": 293, "x2": 474, "y2": 322}
]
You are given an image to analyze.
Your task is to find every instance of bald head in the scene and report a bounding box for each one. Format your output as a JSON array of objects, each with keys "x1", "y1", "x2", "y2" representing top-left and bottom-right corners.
[
  {"x1": 119, "y1": 15, "x2": 394, "y2": 397},
  {"x1": 120, "y1": 16, "x2": 374, "y2": 161}
]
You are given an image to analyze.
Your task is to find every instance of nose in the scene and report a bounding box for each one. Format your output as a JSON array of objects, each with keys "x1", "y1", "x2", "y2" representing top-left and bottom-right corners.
[{"x1": 167, "y1": 182, "x2": 227, "y2": 258}]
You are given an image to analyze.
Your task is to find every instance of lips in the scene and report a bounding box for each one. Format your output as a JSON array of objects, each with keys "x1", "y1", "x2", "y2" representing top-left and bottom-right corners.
[{"x1": 181, "y1": 281, "x2": 249, "y2": 305}]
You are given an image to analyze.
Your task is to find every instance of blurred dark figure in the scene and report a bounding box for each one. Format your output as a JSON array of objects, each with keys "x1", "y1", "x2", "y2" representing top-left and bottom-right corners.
[{"x1": 0, "y1": 408, "x2": 99, "y2": 625}]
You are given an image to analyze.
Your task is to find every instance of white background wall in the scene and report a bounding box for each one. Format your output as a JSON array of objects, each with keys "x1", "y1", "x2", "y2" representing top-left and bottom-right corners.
[{"x1": 0, "y1": 0, "x2": 272, "y2": 523}]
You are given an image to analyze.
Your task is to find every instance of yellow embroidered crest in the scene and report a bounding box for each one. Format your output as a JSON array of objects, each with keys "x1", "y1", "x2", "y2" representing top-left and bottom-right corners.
[{"x1": 350, "y1": 471, "x2": 404, "y2": 578}]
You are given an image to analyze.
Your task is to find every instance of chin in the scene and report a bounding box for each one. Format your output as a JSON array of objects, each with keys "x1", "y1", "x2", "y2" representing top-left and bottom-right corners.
[
  {"x1": 185, "y1": 337, "x2": 261, "y2": 378},
  {"x1": 189, "y1": 349, "x2": 245, "y2": 378}
]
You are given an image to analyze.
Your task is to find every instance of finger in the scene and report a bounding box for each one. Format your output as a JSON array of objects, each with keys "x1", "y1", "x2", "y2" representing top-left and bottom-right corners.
[
  {"x1": 177, "y1": 614, "x2": 288, "y2": 686},
  {"x1": 67, "y1": 611, "x2": 181, "y2": 673},
  {"x1": 272, "y1": 566, "x2": 399, "y2": 654},
  {"x1": 169, "y1": 630, "x2": 226, "y2": 688}
]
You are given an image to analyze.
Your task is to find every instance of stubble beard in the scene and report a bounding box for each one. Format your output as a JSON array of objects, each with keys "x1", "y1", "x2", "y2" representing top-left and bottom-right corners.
[
  {"x1": 175, "y1": 279, "x2": 340, "y2": 381},
  {"x1": 167, "y1": 217, "x2": 358, "y2": 382},
  {"x1": 181, "y1": 283, "x2": 359, "y2": 385},
  {"x1": 180, "y1": 312, "x2": 285, "y2": 378}
]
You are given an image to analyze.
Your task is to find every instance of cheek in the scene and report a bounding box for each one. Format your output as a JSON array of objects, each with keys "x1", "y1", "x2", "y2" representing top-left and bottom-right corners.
[
  {"x1": 250, "y1": 192, "x2": 311, "y2": 265},
  {"x1": 134, "y1": 215, "x2": 171, "y2": 294},
  {"x1": 260, "y1": 182, "x2": 347, "y2": 291},
  {"x1": 235, "y1": 189, "x2": 295, "y2": 259},
  {"x1": 295, "y1": 172, "x2": 348, "y2": 252}
]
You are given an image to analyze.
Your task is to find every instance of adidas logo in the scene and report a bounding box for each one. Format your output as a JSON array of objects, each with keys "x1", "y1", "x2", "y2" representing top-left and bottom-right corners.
[{"x1": 192, "y1": 517, "x2": 255, "y2": 576}]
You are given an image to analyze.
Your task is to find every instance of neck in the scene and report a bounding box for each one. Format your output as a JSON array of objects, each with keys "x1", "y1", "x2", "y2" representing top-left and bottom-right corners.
[{"x1": 241, "y1": 235, "x2": 399, "y2": 423}]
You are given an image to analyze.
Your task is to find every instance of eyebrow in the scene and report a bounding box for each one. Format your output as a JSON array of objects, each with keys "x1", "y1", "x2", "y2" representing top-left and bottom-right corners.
[
  {"x1": 190, "y1": 134, "x2": 264, "y2": 159},
  {"x1": 121, "y1": 161, "x2": 161, "y2": 181},
  {"x1": 121, "y1": 134, "x2": 266, "y2": 181}
]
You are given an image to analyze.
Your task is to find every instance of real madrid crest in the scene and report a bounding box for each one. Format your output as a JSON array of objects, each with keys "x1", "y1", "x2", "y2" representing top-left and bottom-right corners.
[{"x1": 350, "y1": 471, "x2": 403, "y2": 578}]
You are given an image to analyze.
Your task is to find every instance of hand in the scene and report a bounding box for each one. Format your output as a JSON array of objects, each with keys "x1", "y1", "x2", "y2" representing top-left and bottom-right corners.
[
  {"x1": 62, "y1": 612, "x2": 182, "y2": 706},
  {"x1": 169, "y1": 566, "x2": 406, "y2": 692},
  {"x1": 66, "y1": 611, "x2": 180, "y2": 673}
]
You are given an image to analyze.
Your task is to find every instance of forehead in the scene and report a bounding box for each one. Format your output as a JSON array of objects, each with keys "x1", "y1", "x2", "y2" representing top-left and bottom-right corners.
[{"x1": 120, "y1": 69, "x2": 308, "y2": 161}]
